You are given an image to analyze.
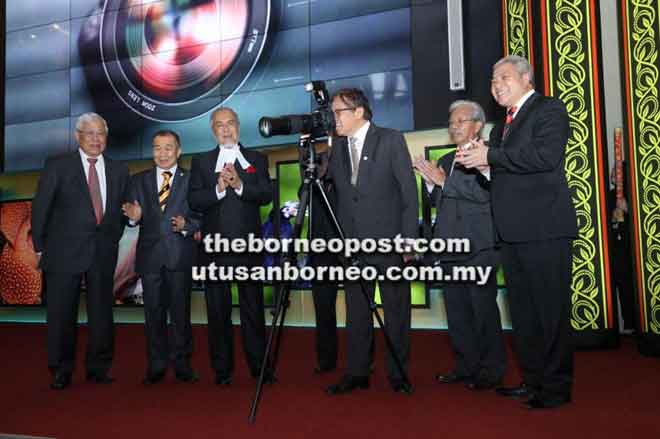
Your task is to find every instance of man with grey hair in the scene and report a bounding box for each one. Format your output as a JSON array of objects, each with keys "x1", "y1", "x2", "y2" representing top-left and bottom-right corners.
[
  {"x1": 31, "y1": 112, "x2": 130, "y2": 390},
  {"x1": 456, "y1": 55, "x2": 577, "y2": 409},
  {"x1": 189, "y1": 106, "x2": 273, "y2": 385},
  {"x1": 414, "y1": 100, "x2": 505, "y2": 391}
]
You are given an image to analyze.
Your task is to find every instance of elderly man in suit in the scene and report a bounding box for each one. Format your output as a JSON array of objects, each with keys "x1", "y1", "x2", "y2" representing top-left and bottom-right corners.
[
  {"x1": 457, "y1": 55, "x2": 577, "y2": 409},
  {"x1": 31, "y1": 112, "x2": 130, "y2": 389},
  {"x1": 122, "y1": 130, "x2": 200, "y2": 385},
  {"x1": 189, "y1": 107, "x2": 273, "y2": 385},
  {"x1": 326, "y1": 88, "x2": 418, "y2": 395},
  {"x1": 414, "y1": 100, "x2": 505, "y2": 391}
]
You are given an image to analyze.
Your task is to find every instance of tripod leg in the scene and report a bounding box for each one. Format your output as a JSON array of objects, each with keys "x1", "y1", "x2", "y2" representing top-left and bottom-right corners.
[{"x1": 249, "y1": 282, "x2": 291, "y2": 423}]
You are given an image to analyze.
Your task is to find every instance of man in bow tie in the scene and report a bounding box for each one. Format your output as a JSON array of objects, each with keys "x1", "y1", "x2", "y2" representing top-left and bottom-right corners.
[
  {"x1": 456, "y1": 56, "x2": 577, "y2": 409},
  {"x1": 122, "y1": 130, "x2": 200, "y2": 385},
  {"x1": 189, "y1": 107, "x2": 273, "y2": 386}
]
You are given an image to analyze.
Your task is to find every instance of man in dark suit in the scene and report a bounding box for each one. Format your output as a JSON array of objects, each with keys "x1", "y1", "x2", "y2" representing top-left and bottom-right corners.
[
  {"x1": 189, "y1": 107, "x2": 273, "y2": 385},
  {"x1": 122, "y1": 130, "x2": 200, "y2": 385},
  {"x1": 414, "y1": 100, "x2": 505, "y2": 391},
  {"x1": 457, "y1": 56, "x2": 578, "y2": 409},
  {"x1": 326, "y1": 88, "x2": 418, "y2": 394},
  {"x1": 31, "y1": 112, "x2": 130, "y2": 389}
]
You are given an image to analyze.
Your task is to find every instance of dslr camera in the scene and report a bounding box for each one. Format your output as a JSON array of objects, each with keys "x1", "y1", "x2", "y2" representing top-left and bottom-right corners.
[{"x1": 258, "y1": 81, "x2": 335, "y2": 140}]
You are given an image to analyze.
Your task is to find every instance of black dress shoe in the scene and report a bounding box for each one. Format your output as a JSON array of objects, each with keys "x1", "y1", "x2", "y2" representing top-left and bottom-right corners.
[
  {"x1": 175, "y1": 370, "x2": 199, "y2": 383},
  {"x1": 143, "y1": 370, "x2": 166, "y2": 385},
  {"x1": 525, "y1": 395, "x2": 571, "y2": 410},
  {"x1": 215, "y1": 373, "x2": 233, "y2": 386},
  {"x1": 434, "y1": 371, "x2": 469, "y2": 384},
  {"x1": 496, "y1": 383, "x2": 533, "y2": 398},
  {"x1": 465, "y1": 377, "x2": 500, "y2": 391},
  {"x1": 390, "y1": 378, "x2": 414, "y2": 395},
  {"x1": 314, "y1": 365, "x2": 336, "y2": 374},
  {"x1": 326, "y1": 375, "x2": 369, "y2": 395},
  {"x1": 50, "y1": 372, "x2": 72, "y2": 390},
  {"x1": 86, "y1": 372, "x2": 115, "y2": 384}
]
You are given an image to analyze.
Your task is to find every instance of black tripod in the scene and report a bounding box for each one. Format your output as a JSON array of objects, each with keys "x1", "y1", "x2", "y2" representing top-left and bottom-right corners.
[{"x1": 248, "y1": 135, "x2": 412, "y2": 423}]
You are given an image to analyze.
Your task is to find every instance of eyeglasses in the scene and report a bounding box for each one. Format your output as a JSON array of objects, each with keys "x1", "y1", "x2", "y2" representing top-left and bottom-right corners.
[
  {"x1": 448, "y1": 118, "x2": 476, "y2": 127},
  {"x1": 332, "y1": 107, "x2": 356, "y2": 117},
  {"x1": 77, "y1": 129, "x2": 107, "y2": 138}
]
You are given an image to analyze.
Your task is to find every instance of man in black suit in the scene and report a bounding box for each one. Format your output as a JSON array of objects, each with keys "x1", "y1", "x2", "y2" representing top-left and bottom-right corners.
[
  {"x1": 31, "y1": 112, "x2": 130, "y2": 389},
  {"x1": 189, "y1": 107, "x2": 273, "y2": 385},
  {"x1": 414, "y1": 100, "x2": 505, "y2": 391},
  {"x1": 457, "y1": 56, "x2": 578, "y2": 409},
  {"x1": 325, "y1": 88, "x2": 418, "y2": 394},
  {"x1": 122, "y1": 130, "x2": 200, "y2": 385}
]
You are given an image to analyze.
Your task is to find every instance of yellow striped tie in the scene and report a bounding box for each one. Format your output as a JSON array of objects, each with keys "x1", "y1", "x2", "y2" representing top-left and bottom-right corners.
[{"x1": 159, "y1": 171, "x2": 172, "y2": 212}]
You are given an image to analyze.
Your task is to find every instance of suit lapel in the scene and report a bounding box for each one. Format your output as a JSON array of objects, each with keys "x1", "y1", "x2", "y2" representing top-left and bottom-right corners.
[
  {"x1": 148, "y1": 167, "x2": 161, "y2": 215},
  {"x1": 501, "y1": 92, "x2": 539, "y2": 146},
  {"x1": 163, "y1": 167, "x2": 185, "y2": 215},
  {"x1": 104, "y1": 157, "x2": 114, "y2": 221},
  {"x1": 72, "y1": 153, "x2": 97, "y2": 219}
]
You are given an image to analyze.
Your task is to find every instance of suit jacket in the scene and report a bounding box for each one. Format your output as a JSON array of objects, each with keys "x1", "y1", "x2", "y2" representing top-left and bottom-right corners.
[
  {"x1": 188, "y1": 146, "x2": 272, "y2": 266},
  {"x1": 328, "y1": 124, "x2": 418, "y2": 265},
  {"x1": 31, "y1": 151, "x2": 130, "y2": 273},
  {"x1": 487, "y1": 92, "x2": 578, "y2": 242},
  {"x1": 427, "y1": 151, "x2": 495, "y2": 262},
  {"x1": 127, "y1": 167, "x2": 200, "y2": 274}
]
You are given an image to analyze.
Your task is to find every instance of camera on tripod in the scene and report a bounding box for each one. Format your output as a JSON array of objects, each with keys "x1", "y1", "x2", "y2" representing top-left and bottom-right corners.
[{"x1": 258, "y1": 81, "x2": 335, "y2": 140}]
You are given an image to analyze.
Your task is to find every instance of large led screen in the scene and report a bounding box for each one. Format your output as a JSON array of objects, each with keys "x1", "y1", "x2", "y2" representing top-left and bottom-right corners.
[{"x1": 4, "y1": 0, "x2": 415, "y2": 172}]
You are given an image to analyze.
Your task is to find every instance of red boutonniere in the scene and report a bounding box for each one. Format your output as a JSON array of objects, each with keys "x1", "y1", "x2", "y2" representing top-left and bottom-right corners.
[{"x1": 246, "y1": 165, "x2": 256, "y2": 174}]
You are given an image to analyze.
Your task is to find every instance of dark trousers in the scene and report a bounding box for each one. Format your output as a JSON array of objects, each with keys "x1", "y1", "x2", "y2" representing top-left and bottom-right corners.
[
  {"x1": 310, "y1": 252, "x2": 339, "y2": 370},
  {"x1": 205, "y1": 281, "x2": 266, "y2": 377},
  {"x1": 443, "y1": 248, "x2": 506, "y2": 382},
  {"x1": 501, "y1": 238, "x2": 573, "y2": 401},
  {"x1": 610, "y1": 221, "x2": 636, "y2": 331},
  {"x1": 345, "y1": 274, "x2": 411, "y2": 380},
  {"x1": 46, "y1": 259, "x2": 115, "y2": 375},
  {"x1": 141, "y1": 269, "x2": 193, "y2": 375}
]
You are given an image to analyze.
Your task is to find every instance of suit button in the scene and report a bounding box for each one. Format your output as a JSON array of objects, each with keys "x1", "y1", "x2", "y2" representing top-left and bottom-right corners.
[{"x1": 352, "y1": 196, "x2": 358, "y2": 202}]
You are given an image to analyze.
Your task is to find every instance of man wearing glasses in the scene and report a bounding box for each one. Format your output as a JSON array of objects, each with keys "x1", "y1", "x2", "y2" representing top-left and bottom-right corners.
[
  {"x1": 31, "y1": 112, "x2": 130, "y2": 390},
  {"x1": 326, "y1": 88, "x2": 418, "y2": 395},
  {"x1": 414, "y1": 100, "x2": 505, "y2": 392}
]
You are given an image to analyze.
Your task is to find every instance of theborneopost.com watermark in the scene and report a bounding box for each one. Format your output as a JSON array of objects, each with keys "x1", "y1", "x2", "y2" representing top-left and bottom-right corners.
[{"x1": 193, "y1": 234, "x2": 494, "y2": 285}]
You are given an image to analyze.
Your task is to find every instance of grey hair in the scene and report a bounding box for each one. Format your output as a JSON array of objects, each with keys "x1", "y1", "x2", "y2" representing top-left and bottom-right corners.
[
  {"x1": 448, "y1": 100, "x2": 486, "y2": 136},
  {"x1": 75, "y1": 112, "x2": 108, "y2": 133},
  {"x1": 209, "y1": 106, "x2": 240, "y2": 126},
  {"x1": 494, "y1": 55, "x2": 535, "y2": 87}
]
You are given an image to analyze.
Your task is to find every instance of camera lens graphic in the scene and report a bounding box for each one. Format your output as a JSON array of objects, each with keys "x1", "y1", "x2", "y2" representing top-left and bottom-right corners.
[{"x1": 100, "y1": 0, "x2": 270, "y2": 122}]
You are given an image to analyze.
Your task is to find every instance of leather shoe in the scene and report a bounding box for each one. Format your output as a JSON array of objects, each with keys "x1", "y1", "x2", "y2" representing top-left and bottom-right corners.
[
  {"x1": 50, "y1": 372, "x2": 72, "y2": 390},
  {"x1": 390, "y1": 378, "x2": 414, "y2": 395},
  {"x1": 143, "y1": 370, "x2": 166, "y2": 385},
  {"x1": 434, "y1": 371, "x2": 469, "y2": 384},
  {"x1": 314, "y1": 365, "x2": 336, "y2": 374},
  {"x1": 326, "y1": 375, "x2": 369, "y2": 395},
  {"x1": 525, "y1": 395, "x2": 571, "y2": 410},
  {"x1": 496, "y1": 383, "x2": 533, "y2": 399},
  {"x1": 175, "y1": 369, "x2": 199, "y2": 383},
  {"x1": 86, "y1": 372, "x2": 115, "y2": 384},
  {"x1": 465, "y1": 377, "x2": 500, "y2": 391},
  {"x1": 215, "y1": 373, "x2": 233, "y2": 386}
]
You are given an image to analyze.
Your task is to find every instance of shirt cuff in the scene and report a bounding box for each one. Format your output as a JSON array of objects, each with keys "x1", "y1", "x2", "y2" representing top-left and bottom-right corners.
[
  {"x1": 216, "y1": 187, "x2": 227, "y2": 200},
  {"x1": 480, "y1": 168, "x2": 491, "y2": 181},
  {"x1": 234, "y1": 183, "x2": 244, "y2": 197}
]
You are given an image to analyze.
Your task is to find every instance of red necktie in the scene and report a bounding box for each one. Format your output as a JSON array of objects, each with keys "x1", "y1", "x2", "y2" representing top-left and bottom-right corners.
[
  {"x1": 87, "y1": 158, "x2": 104, "y2": 224},
  {"x1": 502, "y1": 106, "x2": 517, "y2": 139}
]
